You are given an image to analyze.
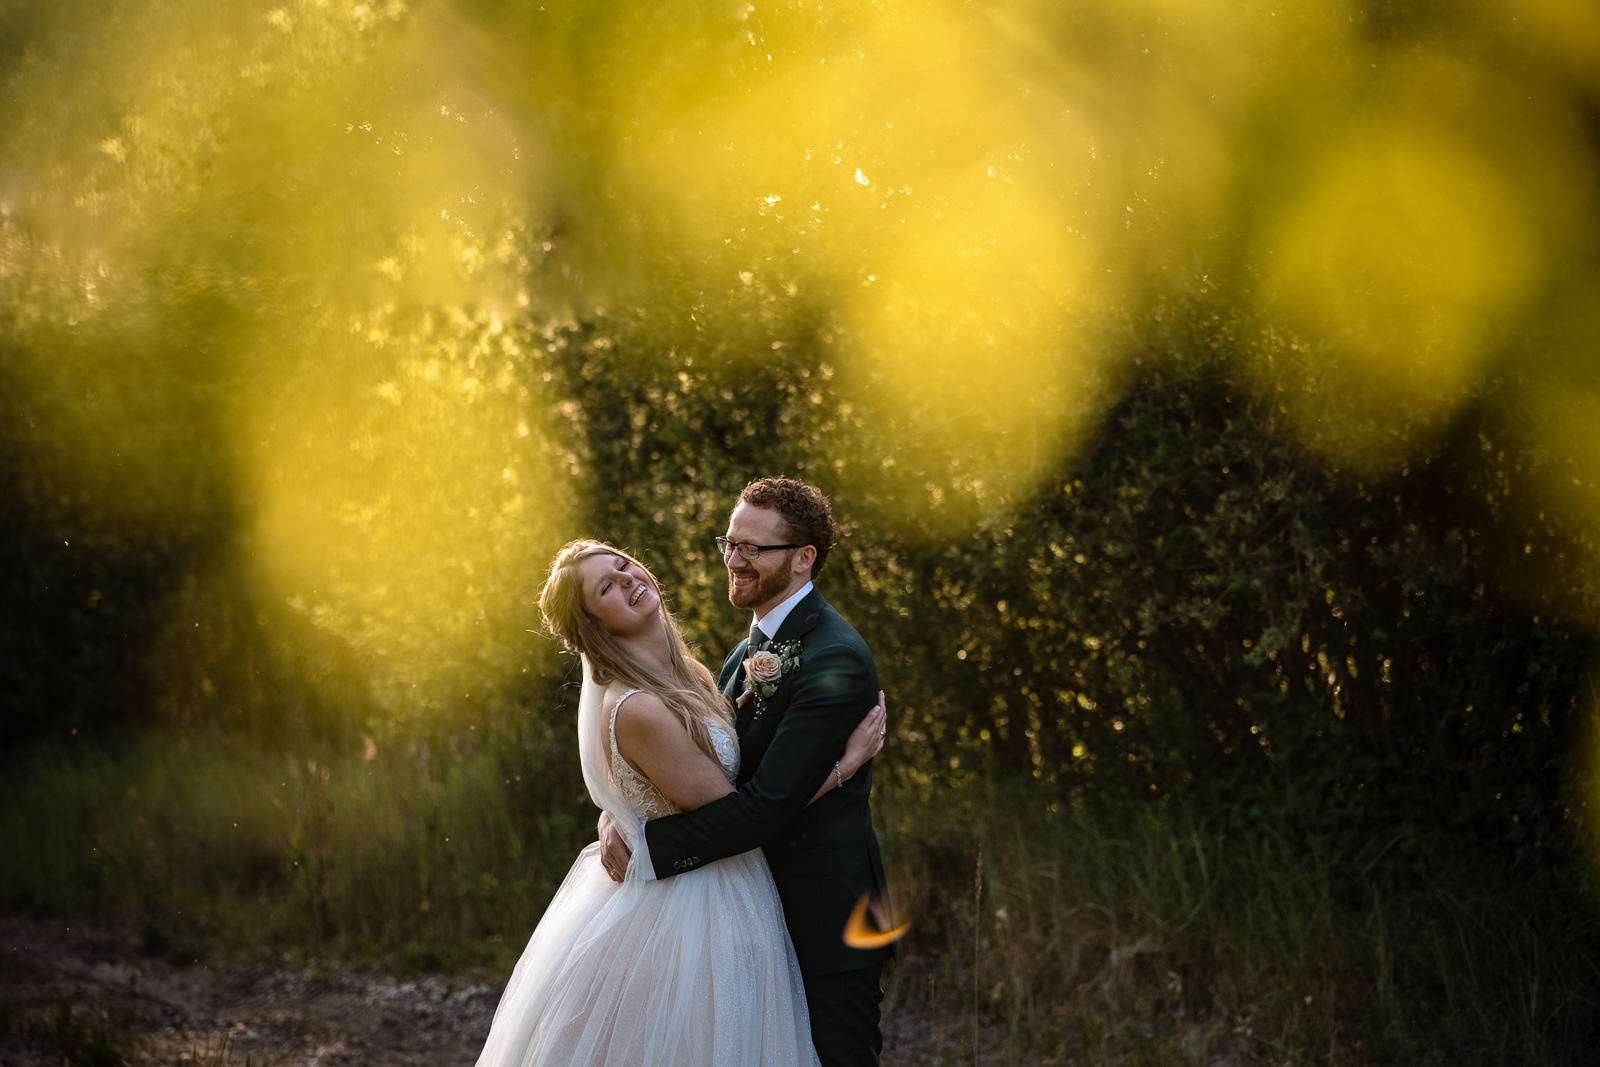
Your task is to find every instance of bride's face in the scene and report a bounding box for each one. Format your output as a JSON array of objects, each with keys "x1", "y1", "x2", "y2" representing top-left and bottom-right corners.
[{"x1": 578, "y1": 553, "x2": 660, "y2": 638}]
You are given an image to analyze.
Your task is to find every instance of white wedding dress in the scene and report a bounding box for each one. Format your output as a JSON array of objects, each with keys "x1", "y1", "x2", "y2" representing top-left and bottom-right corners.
[{"x1": 473, "y1": 658, "x2": 820, "y2": 1067}]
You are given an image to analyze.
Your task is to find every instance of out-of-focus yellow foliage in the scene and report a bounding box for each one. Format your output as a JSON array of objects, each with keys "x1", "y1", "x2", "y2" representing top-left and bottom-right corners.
[
  {"x1": 1, "y1": 0, "x2": 572, "y2": 721},
  {"x1": 576, "y1": 2, "x2": 1119, "y2": 528},
  {"x1": 1510, "y1": 0, "x2": 1600, "y2": 86},
  {"x1": 830, "y1": 167, "x2": 1110, "y2": 533},
  {"x1": 1242, "y1": 35, "x2": 1591, "y2": 471},
  {"x1": 236, "y1": 305, "x2": 569, "y2": 710},
  {"x1": 1255, "y1": 112, "x2": 1537, "y2": 464},
  {"x1": 6, "y1": 0, "x2": 1600, "y2": 714},
  {"x1": 1517, "y1": 293, "x2": 1600, "y2": 610}
]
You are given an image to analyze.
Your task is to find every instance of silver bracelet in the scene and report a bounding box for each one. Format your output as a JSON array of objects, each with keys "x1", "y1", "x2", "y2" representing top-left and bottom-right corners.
[{"x1": 834, "y1": 760, "x2": 845, "y2": 788}]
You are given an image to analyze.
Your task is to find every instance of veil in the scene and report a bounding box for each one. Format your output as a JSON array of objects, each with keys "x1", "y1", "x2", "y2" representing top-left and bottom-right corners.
[{"x1": 576, "y1": 653, "x2": 641, "y2": 852}]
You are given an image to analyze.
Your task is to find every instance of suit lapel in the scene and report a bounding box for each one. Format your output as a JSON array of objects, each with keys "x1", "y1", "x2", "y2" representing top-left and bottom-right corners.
[
  {"x1": 729, "y1": 588, "x2": 826, "y2": 736},
  {"x1": 769, "y1": 587, "x2": 825, "y2": 647}
]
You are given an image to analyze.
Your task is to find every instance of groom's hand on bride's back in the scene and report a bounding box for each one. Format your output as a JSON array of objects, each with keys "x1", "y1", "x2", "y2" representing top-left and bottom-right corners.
[{"x1": 598, "y1": 812, "x2": 631, "y2": 882}]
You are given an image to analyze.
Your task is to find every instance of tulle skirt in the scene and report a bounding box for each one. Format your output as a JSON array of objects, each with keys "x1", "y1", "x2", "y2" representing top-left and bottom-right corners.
[{"x1": 474, "y1": 842, "x2": 820, "y2": 1067}]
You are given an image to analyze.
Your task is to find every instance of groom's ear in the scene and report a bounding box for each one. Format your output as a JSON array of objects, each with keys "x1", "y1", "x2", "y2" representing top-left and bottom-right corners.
[{"x1": 791, "y1": 544, "x2": 818, "y2": 576}]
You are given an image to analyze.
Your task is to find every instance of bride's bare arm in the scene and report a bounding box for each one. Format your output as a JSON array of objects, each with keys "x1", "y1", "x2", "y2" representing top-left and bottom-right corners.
[
  {"x1": 616, "y1": 688, "x2": 889, "y2": 813},
  {"x1": 613, "y1": 692, "x2": 738, "y2": 812},
  {"x1": 601, "y1": 690, "x2": 889, "y2": 881}
]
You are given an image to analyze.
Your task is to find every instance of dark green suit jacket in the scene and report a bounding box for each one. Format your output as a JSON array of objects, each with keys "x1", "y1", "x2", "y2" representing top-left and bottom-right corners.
[{"x1": 643, "y1": 587, "x2": 893, "y2": 976}]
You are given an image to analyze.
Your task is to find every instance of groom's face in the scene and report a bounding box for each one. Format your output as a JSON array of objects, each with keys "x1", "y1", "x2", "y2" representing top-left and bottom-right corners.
[{"x1": 724, "y1": 502, "x2": 807, "y2": 617}]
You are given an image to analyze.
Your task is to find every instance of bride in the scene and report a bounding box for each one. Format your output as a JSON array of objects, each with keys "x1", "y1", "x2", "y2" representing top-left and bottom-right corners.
[{"x1": 473, "y1": 539, "x2": 886, "y2": 1067}]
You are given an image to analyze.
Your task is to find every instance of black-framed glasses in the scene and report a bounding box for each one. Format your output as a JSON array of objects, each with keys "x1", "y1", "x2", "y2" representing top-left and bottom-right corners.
[{"x1": 715, "y1": 536, "x2": 802, "y2": 561}]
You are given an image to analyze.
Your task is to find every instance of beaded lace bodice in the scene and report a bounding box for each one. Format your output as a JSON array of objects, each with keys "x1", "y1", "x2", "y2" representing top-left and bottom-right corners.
[{"x1": 607, "y1": 688, "x2": 740, "y2": 820}]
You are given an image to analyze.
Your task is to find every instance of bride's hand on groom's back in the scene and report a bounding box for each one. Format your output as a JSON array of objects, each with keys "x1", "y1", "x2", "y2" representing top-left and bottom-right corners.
[
  {"x1": 840, "y1": 691, "x2": 889, "y2": 779},
  {"x1": 597, "y1": 812, "x2": 631, "y2": 882}
]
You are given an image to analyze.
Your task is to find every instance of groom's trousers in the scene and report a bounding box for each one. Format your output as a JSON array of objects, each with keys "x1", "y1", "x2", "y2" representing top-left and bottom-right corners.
[{"x1": 804, "y1": 962, "x2": 886, "y2": 1067}]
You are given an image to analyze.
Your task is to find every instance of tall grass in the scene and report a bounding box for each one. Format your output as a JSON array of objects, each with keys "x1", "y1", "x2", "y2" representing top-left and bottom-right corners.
[
  {"x1": 4, "y1": 736, "x2": 1597, "y2": 1064},
  {"x1": 875, "y1": 780, "x2": 1600, "y2": 1065},
  {"x1": 0, "y1": 724, "x2": 590, "y2": 975}
]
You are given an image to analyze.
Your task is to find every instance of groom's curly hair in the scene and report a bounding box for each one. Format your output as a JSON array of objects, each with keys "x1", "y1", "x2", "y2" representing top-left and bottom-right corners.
[{"x1": 739, "y1": 476, "x2": 836, "y2": 578}]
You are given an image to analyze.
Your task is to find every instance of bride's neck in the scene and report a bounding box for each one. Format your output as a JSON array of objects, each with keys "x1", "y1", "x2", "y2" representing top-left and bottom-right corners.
[{"x1": 616, "y1": 629, "x2": 673, "y2": 678}]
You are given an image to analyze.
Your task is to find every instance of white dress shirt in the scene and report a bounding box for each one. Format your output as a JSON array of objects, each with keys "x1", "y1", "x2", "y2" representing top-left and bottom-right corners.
[{"x1": 751, "y1": 580, "x2": 813, "y2": 645}]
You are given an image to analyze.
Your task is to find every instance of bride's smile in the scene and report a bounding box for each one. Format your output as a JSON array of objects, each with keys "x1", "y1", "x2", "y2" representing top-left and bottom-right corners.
[{"x1": 580, "y1": 554, "x2": 660, "y2": 638}]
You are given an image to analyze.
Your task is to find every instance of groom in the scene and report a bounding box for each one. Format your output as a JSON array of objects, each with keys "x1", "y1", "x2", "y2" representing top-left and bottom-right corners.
[{"x1": 604, "y1": 476, "x2": 894, "y2": 1066}]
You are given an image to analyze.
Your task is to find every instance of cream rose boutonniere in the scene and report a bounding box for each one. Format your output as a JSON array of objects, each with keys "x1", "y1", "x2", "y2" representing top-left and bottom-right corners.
[
  {"x1": 739, "y1": 639, "x2": 802, "y2": 717},
  {"x1": 747, "y1": 650, "x2": 784, "y2": 688}
]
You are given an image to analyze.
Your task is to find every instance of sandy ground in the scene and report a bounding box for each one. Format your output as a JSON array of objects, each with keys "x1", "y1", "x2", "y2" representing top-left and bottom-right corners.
[
  {"x1": 0, "y1": 915, "x2": 985, "y2": 1066},
  {"x1": 0, "y1": 915, "x2": 499, "y2": 1065}
]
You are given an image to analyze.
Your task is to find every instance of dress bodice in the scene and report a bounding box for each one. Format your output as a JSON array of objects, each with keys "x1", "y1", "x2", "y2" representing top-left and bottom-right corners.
[{"x1": 608, "y1": 688, "x2": 740, "y2": 820}]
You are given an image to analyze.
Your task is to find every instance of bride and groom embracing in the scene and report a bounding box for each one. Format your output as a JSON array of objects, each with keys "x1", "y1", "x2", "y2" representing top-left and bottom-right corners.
[{"x1": 474, "y1": 477, "x2": 897, "y2": 1066}]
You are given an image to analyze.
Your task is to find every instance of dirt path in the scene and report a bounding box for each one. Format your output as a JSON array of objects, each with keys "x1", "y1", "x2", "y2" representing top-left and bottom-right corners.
[
  {"x1": 0, "y1": 916, "x2": 498, "y2": 1066},
  {"x1": 1, "y1": 915, "x2": 980, "y2": 1066}
]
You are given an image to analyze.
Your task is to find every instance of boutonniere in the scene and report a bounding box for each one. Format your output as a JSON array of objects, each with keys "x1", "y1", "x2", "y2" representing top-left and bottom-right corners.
[{"x1": 738, "y1": 639, "x2": 802, "y2": 715}]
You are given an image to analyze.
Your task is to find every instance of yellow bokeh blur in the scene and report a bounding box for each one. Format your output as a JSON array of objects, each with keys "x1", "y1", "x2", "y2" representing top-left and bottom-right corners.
[
  {"x1": 595, "y1": 0, "x2": 1120, "y2": 529},
  {"x1": 1527, "y1": 386, "x2": 1600, "y2": 531},
  {"x1": 7, "y1": 0, "x2": 1600, "y2": 714},
  {"x1": 1505, "y1": 0, "x2": 1600, "y2": 88},
  {"x1": 1, "y1": 0, "x2": 572, "y2": 721},
  {"x1": 831, "y1": 169, "x2": 1111, "y2": 533},
  {"x1": 1254, "y1": 104, "x2": 1540, "y2": 467},
  {"x1": 236, "y1": 310, "x2": 570, "y2": 718}
]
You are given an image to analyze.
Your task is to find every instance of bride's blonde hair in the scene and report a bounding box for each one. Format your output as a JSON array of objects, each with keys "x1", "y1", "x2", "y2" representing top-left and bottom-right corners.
[{"x1": 539, "y1": 539, "x2": 732, "y2": 760}]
